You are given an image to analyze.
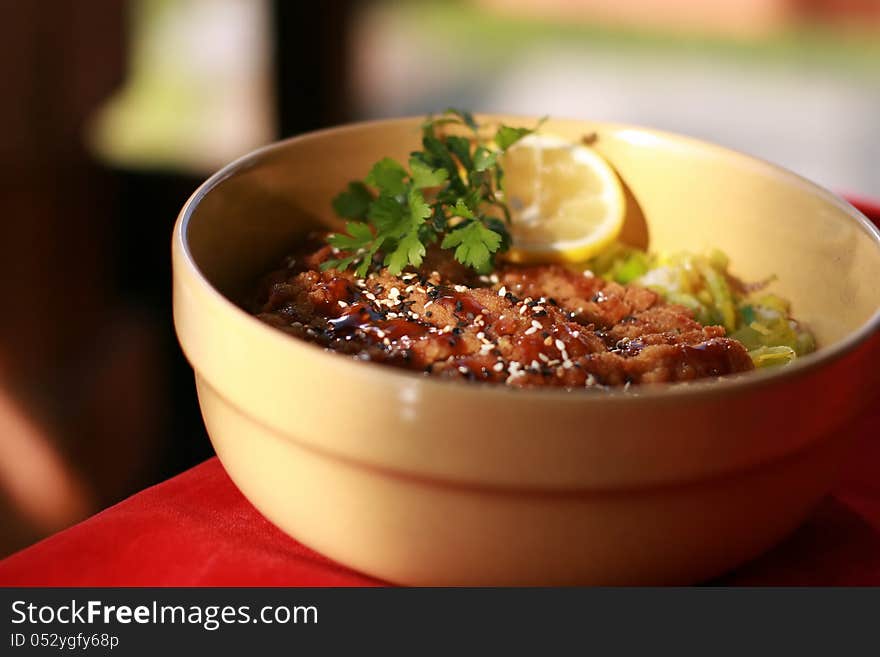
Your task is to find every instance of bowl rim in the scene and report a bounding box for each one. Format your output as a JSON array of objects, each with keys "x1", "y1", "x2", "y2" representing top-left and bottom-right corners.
[{"x1": 174, "y1": 114, "x2": 880, "y2": 403}]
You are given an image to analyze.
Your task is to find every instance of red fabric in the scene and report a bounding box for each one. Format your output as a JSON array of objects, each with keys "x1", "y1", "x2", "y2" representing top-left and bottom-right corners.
[{"x1": 1, "y1": 198, "x2": 878, "y2": 587}]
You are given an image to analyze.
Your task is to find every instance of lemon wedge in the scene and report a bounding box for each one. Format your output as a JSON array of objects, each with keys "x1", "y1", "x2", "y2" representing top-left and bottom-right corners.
[{"x1": 500, "y1": 133, "x2": 625, "y2": 264}]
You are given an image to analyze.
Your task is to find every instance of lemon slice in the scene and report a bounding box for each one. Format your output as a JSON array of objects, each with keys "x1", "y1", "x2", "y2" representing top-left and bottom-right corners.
[{"x1": 501, "y1": 133, "x2": 625, "y2": 264}]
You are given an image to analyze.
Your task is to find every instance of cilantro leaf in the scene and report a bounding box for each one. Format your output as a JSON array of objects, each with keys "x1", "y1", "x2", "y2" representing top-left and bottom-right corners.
[
  {"x1": 368, "y1": 194, "x2": 406, "y2": 234},
  {"x1": 441, "y1": 221, "x2": 503, "y2": 272},
  {"x1": 407, "y1": 187, "x2": 432, "y2": 226},
  {"x1": 451, "y1": 198, "x2": 474, "y2": 219},
  {"x1": 332, "y1": 182, "x2": 373, "y2": 219},
  {"x1": 494, "y1": 124, "x2": 533, "y2": 151},
  {"x1": 327, "y1": 221, "x2": 373, "y2": 250},
  {"x1": 365, "y1": 157, "x2": 408, "y2": 196},
  {"x1": 443, "y1": 108, "x2": 478, "y2": 131},
  {"x1": 409, "y1": 157, "x2": 448, "y2": 189},
  {"x1": 384, "y1": 230, "x2": 426, "y2": 274},
  {"x1": 473, "y1": 146, "x2": 496, "y2": 171},
  {"x1": 445, "y1": 135, "x2": 473, "y2": 171}
]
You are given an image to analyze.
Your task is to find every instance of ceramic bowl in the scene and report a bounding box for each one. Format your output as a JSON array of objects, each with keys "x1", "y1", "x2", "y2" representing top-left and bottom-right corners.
[{"x1": 172, "y1": 116, "x2": 880, "y2": 585}]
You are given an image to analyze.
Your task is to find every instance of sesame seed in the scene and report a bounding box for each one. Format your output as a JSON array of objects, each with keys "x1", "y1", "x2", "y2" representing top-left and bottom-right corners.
[
  {"x1": 524, "y1": 326, "x2": 538, "y2": 336},
  {"x1": 424, "y1": 300, "x2": 433, "y2": 309},
  {"x1": 338, "y1": 300, "x2": 348, "y2": 308},
  {"x1": 376, "y1": 330, "x2": 386, "y2": 338},
  {"x1": 531, "y1": 320, "x2": 542, "y2": 329},
  {"x1": 489, "y1": 274, "x2": 499, "y2": 284},
  {"x1": 453, "y1": 284, "x2": 468, "y2": 293},
  {"x1": 365, "y1": 292, "x2": 376, "y2": 301},
  {"x1": 476, "y1": 332, "x2": 485, "y2": 340},
  {"x1": 572, "y1": 331, "x2": 580, "y2": 338},
  {"x1": 518, "y1": 305, "x2": 528, "y2": 315},
  {"x1": 493, "y1": 361, "x2": 504, "y2": 372},
  {"x1": 458, "y1": 366, "x2": 469, "y2": 375},
  {"x1": 555, "y1": 339, "x2": 565, "y2": 351},
  {"x1": 497, "y1": 286, "x2": 507, "y2": 297},
  {"x1": 538, "y1": 353, "x2": 550, "y2": 363},
  {"x1": 389, "y1": 287, "x2": 400, "y2": 299}
]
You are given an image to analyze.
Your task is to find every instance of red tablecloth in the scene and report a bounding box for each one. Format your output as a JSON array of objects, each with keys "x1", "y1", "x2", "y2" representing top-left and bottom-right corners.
[{"x1": 2, "y1": 199, "x2": 878, "y2": 587}]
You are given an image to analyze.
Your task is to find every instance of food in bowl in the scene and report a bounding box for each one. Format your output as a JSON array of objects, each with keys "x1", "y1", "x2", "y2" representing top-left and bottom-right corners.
[
  {"x1": 173, "y1": 114, "x2": 880, "y2": 585},
  {"x1": 251, "y1": 111, "x2": 814, "y2": 388}
]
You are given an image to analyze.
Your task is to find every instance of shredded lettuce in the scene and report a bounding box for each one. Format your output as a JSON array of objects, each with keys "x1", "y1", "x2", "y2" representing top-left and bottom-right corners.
[{"x1": 585, "y1": 243, "x2": 816, "y2": 368}]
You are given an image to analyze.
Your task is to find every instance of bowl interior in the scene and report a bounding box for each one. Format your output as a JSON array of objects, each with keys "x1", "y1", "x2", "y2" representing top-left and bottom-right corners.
[{"x1": 183, "y1": 116, "x2": 880, "y2": 351}]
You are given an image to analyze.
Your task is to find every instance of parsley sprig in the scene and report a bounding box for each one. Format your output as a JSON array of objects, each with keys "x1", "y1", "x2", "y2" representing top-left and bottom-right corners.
[{"x1": 323, "y1": 110, "x2": 543, "y2": 277}]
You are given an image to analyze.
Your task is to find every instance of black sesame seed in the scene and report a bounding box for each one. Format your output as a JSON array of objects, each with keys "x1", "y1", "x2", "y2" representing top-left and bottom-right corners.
[
  {"x1": 548, "y1": 298, "x2": 559, "y2": 306},
  {"x1": 455, "y1": 300, "x2": 463, "y2": 312},
  {"x1": 425, "y1": 311, "x2": 433, "y2": 318}
]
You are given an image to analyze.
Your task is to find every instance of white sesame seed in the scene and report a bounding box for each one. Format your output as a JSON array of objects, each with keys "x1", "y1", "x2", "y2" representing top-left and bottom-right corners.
[
  {"x1": 387, "y1": 312, "x2": 398, "y2": 319},
  {"x1": 489, "y1": 274, "x2": 499, "y2": 284},
  {"x1": 572, "y1": 331, "x2": 580, "y2": 338},
  {"x1": 555, "y1": 339, "x2": 565, "y2": 351},
  {"x1": 518, "y1": 305, "x2": 527, "y2": 315},
  {"x1": 533, "y1": 305, "x2": 545, "y2": 313},
  {"x1": 454, "y1": 284, "x2": 468, "y2": 293},
  {"x1": 530, "y1": 360, "x2": 540, "y2": 370},
  {"x1": 531, "y1": 320, "x2": 542, "y2": 329},
  {"x1": 365, "y1": 292, "x2": 376, "y2": 301},
  {"x1": 538, "y1": 353, "x2": 550, "y2": 363},
  {"x1": 338, "y1": 300, "x2": 348, "y2": 308},
  {"x1": 458, "y1": 366, "x2": 469, "y2": 375},
  {"x1": 476, "y1": 332, "x2": 485, "y2": 340},
  {"x1": 563, "y1": 360, "x2": 573, "y2": 369},
  {"x1": 389, "y1": 287, "x2": 400, "y2": 299},
  {"x1": 493, "y1": 361, "x2": 504, "y2": 372},
  {"x1": 524, "y1": 326, "x2": 538, "y2": 336},
  {"x1": 424, "y1": 300, "x2": 433, "y2": 309},
  {"x1": 376, "y1": 330, "x2": 386, "y2": 338},
  {"x1": 498, "y1": 286, "x2": 507, "y2": 297}
]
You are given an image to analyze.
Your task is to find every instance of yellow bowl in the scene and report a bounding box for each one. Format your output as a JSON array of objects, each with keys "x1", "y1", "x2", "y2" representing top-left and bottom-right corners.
[{"x1": 172, "y1": 116, "x2": 880, "y2": 585}]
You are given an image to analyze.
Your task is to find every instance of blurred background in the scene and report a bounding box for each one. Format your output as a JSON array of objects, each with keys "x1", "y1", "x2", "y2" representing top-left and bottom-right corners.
[{"x1": 1, "y1": 0, "x2": 878, "y2": 556}]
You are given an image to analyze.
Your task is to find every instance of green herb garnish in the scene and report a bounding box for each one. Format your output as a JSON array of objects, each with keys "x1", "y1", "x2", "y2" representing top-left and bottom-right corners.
[{"x1": 323, "y1": 109, "x2": 544, "y2": 277}]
